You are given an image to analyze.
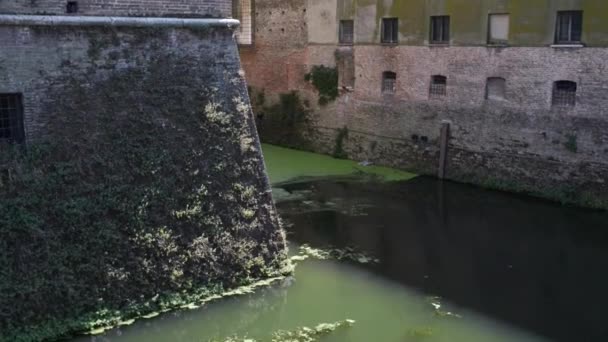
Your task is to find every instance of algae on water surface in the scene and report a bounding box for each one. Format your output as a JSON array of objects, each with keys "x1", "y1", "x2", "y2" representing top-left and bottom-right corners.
[{"x1": 261, "y1": 144, "x2": 416, "y2": 185}]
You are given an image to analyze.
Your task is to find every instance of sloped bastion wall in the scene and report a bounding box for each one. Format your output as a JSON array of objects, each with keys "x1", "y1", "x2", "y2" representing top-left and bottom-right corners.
[{"x1": 0, "y1": 16, "x2": 286, "y2": 341}]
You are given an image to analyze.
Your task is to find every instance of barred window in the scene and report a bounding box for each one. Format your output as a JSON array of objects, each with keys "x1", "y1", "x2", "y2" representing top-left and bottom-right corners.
[
  {"x1": 555, "y1": 11, "x2": 582, "y2": 44},
  {"x1": 552, "y1": 81, "x2": 577, "y2": 107},
  {"x1": 66, "y1": 1, "x2": 79, "y2": 14},
  {"x1": 382, "y1": 71, "x2": 396, "y2": 94},
  {"x1": 430, "y1": 16, "x2": 450, "y2": 44},
  {"x1": 0, "y1": 94, "x2": 25, "y2": 144},
  {"x1": 430, "y1": 75, "x2": 447, "y2": 98},
  {"x1": 339, "y1": 20, "x2": 354, "y2": 45},
  {"x1": 381, "y1": 18, "x2": 398, "y2": 44}
]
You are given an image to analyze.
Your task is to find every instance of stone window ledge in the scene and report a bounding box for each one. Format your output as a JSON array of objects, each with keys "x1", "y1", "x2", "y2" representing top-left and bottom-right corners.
[
  {"x1": 487, "y1": 43, "x2": 509, "y2": 48},
  {"x1": 550, "y1": 44, "x2": 584, "y2": 48}
]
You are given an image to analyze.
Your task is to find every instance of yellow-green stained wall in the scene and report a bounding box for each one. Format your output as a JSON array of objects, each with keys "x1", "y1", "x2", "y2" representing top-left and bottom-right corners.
[{"x1": 327, "y1": 0, "x2": 608, "y2": 46}]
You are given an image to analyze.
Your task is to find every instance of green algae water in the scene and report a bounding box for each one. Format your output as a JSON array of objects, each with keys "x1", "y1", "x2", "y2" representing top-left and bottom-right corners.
[
  {"x1": 73, "y1": 145, "x2": 608, "y2": 342},
  {"x1": 261, "y1": 144, "x2": 416, "y2": 184}
]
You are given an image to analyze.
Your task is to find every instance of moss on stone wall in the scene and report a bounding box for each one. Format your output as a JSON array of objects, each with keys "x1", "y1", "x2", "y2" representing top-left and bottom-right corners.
[{"x1": 0, "y1": 27, "x2": 286, "y2": 341}]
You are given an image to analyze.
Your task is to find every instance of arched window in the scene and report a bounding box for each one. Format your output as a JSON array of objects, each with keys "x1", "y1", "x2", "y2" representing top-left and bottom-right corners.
[
  {"x1": 382, "y1": 71, "x2": 396, "y2": 94},
  {"x1": 552, "y1": 80, "x2": 577, "y2": 107},
  {"x1": 486, "y1": 77, "x2": 506, "y2": 100},
  {"x1": 430, "y1": 75, "x2": 447, "y2": 98}
]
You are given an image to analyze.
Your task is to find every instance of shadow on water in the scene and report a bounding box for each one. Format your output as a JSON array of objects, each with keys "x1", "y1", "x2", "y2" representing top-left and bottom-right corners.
[
  {"x1": 74, "y1": 175, "x2": 608, "y2": 342},
  {"x1": 278, "y1": 176, "x2": 608, "y2": 342}
]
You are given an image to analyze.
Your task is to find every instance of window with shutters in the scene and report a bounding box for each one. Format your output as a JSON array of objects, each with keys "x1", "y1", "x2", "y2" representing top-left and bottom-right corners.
[
  {"x1": 0, "y1": 94, "x2": 25, "y2": 145},
  {"x1": 381, "y1": 18, "x2": 398, "y2": 44},
  {"x1": 555, "y1": 11, "x2": 583, "y2": 44}
]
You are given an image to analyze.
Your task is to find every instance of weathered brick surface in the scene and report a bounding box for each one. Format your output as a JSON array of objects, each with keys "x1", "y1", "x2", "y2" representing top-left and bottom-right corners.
[
  {"x1": 0, "y1": 0, "x2": 231, "y2": 18},
  {"x1": 242, "y1": 1, "x2": 608, "y2": 208},
  {"x1": 240, "y1": 0, "x2": 308, "y2": 93}
]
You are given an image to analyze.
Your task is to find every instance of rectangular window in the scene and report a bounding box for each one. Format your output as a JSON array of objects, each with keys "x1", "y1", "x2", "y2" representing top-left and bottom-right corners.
[
  {"x1": 66, "y1": 1, "x2": 78, "y2": 14},
  {"x1": 382, "y1": 72, "x2": 396, "y2": 94},
  {"x1": 0, "y1": 169, "x2": 9, "y2": 189},
  {"x1": 552, "y1": 81, "x2": 577, "y2": 107},
  {"x1": 339, "y1": 20, "x2": 354, "y2": 45},
  {"x1": 0, "y1": 94, "x2": 25, "y2": 144},
  {"x1": 430, "y1": 75, "x2": 447, "y2": 98},
  {"x1": 555, "y1": 11, "x2": 583, "y2": 44},
  {"x1": 488, "y1": 14, "x2": 509, "y2": 44},
  {"x1": 430, "y1": 16, "x2": 450, "y2": 44},
  {"x1": 381, "y1": 18, "x2": 399, "y2": 44}
]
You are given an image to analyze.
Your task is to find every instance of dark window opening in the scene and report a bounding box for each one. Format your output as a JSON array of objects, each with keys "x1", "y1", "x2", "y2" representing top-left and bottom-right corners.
[
  {"x1": 553, "y1": 81, "x2": 577, "y2": 107},
  {"x1": 555, "y1": 11, "x2": 582, "y2": 44},
  {"x1": 66, "y1": 1, "x2": 79, "y2": 14},
  {"x1": 381, "y1": 18, "x2": 399, "y2": 44},
  {"x1": 339, "y1": 20, "x2": 354, "y2": 45},
  {"x1": 0, "y1": 169, "x2": 9, "y2": 189},
  {"x1": 430, "y1": 16, "x2": 450, "y2": 44},
  {"x1": 430, "y1": 75, "x2": 447, "y2": 98},
  {"x1": 0, "y1": 94, "x2": 25, "y2": 144},
  {"x1": 382, "y1": 71, "x2": 397, "y2": 94},
  {"x1": 486, "y1": 77, "x2": 506, "y2": 100}
]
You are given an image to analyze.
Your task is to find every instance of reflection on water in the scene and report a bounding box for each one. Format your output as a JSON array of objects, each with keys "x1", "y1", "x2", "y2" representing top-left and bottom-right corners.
[{"x1": 74, "y1": 176, "x2": 608, "y2": 342}]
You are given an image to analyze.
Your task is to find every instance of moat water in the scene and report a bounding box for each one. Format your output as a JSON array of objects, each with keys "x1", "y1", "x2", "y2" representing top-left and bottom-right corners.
[{"x1": 75, "y1": 145, "x2": 608, "y2": 342}]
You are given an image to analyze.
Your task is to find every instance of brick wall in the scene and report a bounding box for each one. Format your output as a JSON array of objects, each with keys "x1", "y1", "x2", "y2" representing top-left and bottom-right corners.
[
  {"x1": 241, "y1": 0, "x2": 608, "y2": 208},
  {"x1": 0, "y1": 0, "x2": 231, "y2": 18}
]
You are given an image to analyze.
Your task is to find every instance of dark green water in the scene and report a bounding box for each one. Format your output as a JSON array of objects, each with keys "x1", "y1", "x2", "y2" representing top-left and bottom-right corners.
[{"x1": 73, "y1": 145, "x2": 608, "y2": 342}]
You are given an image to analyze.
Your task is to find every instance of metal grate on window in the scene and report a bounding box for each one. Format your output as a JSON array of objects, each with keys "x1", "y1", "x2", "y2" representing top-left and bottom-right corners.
[
  {"x1": 382, "y1": 71, "x2": 397, "y2": 94},
  {"x1": 381, "y1": 18, "x2": 399, "y2": 44},
  {"x1": 0, "y1": 94, "x2": 25, "y2": 144},
  {"x1": 66, "y1": 1, "x2": 79, "y2": 14},
  {"x1": 430, "y1": 16, "x2": 450, "y2": 44},
  {"x1": 339, "y1": 20, "x2": 354, "y2": 45},
  {"x1": 430, "y1": 75, "x2": 447, "y2": 98},
  {"x1": 552, "y1": 81, "x2": 577, "y2": 107},
  {"x1": 555, "y1": 11, "x2": 582, "y2": 44},
  {"x1": 382, "y1": 71, "x2": 396, "y2": 93}
]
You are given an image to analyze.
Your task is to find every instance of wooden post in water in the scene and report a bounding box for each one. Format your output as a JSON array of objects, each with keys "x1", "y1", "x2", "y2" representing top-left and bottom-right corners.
[{"x1": 438, "y1": 121, "x2": 450, "y2": 180}]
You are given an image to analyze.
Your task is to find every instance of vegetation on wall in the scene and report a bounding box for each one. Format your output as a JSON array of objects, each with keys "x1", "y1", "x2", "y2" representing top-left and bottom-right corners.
[
  {"x1": 305, "y1": 65, "x2": 339, "y2": 106},
  {"x1": 333, "y1": 126, "x2": 349, "y2": 159},
  {"x1": 0, "y1": 38, "x2": 286, "y2": 341},
  {"x1": 251, "y1": 89, "x2": 313, "y2": 149}
]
